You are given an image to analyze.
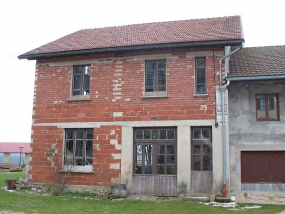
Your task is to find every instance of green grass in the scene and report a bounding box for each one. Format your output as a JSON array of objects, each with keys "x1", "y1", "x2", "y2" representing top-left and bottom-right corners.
[
  {"x1": 0, "y1": 171, "x2": 25, "y2": 185},
  {"x1": 1, "y1": 172, "x2": 285, "y2": 214}
]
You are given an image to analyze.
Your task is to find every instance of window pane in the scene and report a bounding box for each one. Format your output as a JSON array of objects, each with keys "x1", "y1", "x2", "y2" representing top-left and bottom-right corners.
[
  {"x1": 75, "y1": 140, "x2": 83, "y2": 157},
  {"x1": 196, "y1": 58, "x2": 206, "y2": 67},
  {"x1": 76, "y1": 129, "x2": 84, "y2": 139},
  {"x1": 203, "y1": 145, "x2": 211, "y2": 155},
  {"x1": 73, "y1": 91, "x2": 80, "y2": 96},
  {"x1": 157, "y1": 61, "x2": 166, "y2": 69},
  {"x1": 202, "y1": 129, "x2": 210, "y2": 139},
  {"x1": 86, "y1": 140, "x2": 93, "y2": 165},
  {"x1": 83, "y1": 67, "x2": 90, "y2": 91},
  {"x1": 65, "y1": 140, "x2": 73, "y2": 165},
  {"x1": 268, "y1": 95, "x2": 278, "y2": 120},
  {"x1": 86, "y1": 130, "x2": 93, "y2": 139},
  {"x1": 157, "y1": 70, "x2": 166, "y2": 91},
  {"x1": 193, "y1": 155, "x2": 200, "y2": 170},
  {"x1": 135, "y1": 165, "x2": 142, "y2": 174},
  {"x1": 74, "y1": 67, "x2": 82, "y2": 75},
  {"x1": 157, "y1": 145, "x2": 165, "y2": 154},
  {"x1": 167, "y1": 155, "x2": 175, "y2": 164},
  {"x1": 196, "y1": 85, "x2": 206, "y2": 93},
  {"x1": 73, "y1": 74, "x2": 82, "y2": 90},
  {"x1": 136, "y1": 155, "x2": 142, "y2": 165},
  {"x1": 167, "y1": 130, "x2": 175, "y2": 139},
  {"x1": 193, "y1": 129, "x2": 201, "y2": 139},
  {"x1": 145, "y1": 165, "x2": 152, "y2": 174},
  {"x1": 145, "y1": 145, "x2": 152, "y2": 155},
  {"x1": 196, "y1": 68, "x2": 205, "y2": 84},
  {"x1": 257, "y1": 95, "x2": 266, "y2": 120},
  {"x1": 152, "y1": 130, "x2": 158, "y2": 139},
  {"x1": 145, "y1": 155, "x2": 153, "y2": 164},
  {"x1": 167, "y1": 145, "x2": 174, "y2": 154},
  {"x1": 160, "y1": 130, "x2": 166, "y2": 139},
  {"x1": 167, "y1": 165, "x2": 175, "y2": 174},
  {"x1": 144, "y1": 130, "x2": 151, "y2": 139},
  {"x1": 66, "y1": 129, "x2": 73, "y2": 139},
  {"x1": 194, "y1": 145, "x2": 200, "y2": 154},
  {"x1": 135, "y1": 130, "x2": 143, "y2": 139},
  {"x1": 146, "y1": 61, "x2": 155, "y2": 70},
  {"x1": 203, "y1": 155, "x2": 211, "y2": 171},
  {"x1": 157, "y1": 155, "x2": 165, "y2": 164},
  {"x1": 75, "y1": 140, "x2": 83, "y2": 166},
  {"x1": 136, "y1": 145, "x2": 143, "y2": 155},
  {"x1": 146, "y1": 70, "x2": 154, "y2": 92},
  {"x1": 157, "y1": 165, "x2": 165, "y2": 174}
]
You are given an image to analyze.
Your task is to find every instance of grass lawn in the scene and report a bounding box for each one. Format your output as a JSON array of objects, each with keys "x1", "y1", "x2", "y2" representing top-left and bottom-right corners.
[{"x1": 0, "y1": 172, "x2": 285, "y2": 214}]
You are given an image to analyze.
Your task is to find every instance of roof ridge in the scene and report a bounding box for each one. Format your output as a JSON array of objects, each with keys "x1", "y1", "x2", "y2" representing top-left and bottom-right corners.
[{"x1": 80, "y1": 15, "x2": 241, "y2": 31}]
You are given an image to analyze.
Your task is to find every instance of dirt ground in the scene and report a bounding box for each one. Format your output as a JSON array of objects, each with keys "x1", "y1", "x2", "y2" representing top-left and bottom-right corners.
[{"x1": 234, "y1": 192, "x2": 285, "y2": 205}]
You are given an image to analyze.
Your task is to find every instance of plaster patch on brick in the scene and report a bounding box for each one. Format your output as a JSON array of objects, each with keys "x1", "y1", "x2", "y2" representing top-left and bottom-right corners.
[
  {"x1": 110, "y1": 139, "x2": 121, "y2": 150},
  {"x1": 200, "y1": 105, "x2": 207, "y2": 113},
  {"x1": 110, "y1": 163, "x2": 120, "y2": 169},
  {"x1": 113, "y1": 112, "x2": 123, "y2": 117},
  {"x1": 125, "y1": 98, "x2": 130, "y2": 101},
  {"x1": 111, "y1": 177, "x2": 121, "y2": 184},
  {"x1": 110, "y1": 130, "x2": 115, "y2": 135},
  {"x1": 112, "y1": 99, "x2": 116, "y2": 102},
  {"x1": 111, "y1": 153, "x2": 121, "y2": 159}
]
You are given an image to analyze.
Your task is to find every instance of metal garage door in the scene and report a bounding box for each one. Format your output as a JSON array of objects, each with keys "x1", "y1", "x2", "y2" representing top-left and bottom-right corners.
[{"x1": 241, "y1": 151, "x2": 285, "y2": 183}]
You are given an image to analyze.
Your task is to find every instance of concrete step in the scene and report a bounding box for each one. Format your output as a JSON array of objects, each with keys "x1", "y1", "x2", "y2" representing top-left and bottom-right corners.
[
  {"x1": 185, "y1": 196, "x2": 210, "y2": 202},
  {"x1": 216, "y1": 197, "x2": 231, "y2": 203}
]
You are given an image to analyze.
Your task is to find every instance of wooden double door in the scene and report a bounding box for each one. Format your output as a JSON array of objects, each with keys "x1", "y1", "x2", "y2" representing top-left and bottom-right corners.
[{"x1": 131, "y1": 128, "x2": 177, "y2": 196}]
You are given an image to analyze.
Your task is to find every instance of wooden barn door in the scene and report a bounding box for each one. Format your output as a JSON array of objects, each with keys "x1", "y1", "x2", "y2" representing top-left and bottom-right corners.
[
  {"x1": 131, "y1": 128, "x2": 177, "y2": 196},
  {"x1": 190, "y1": 127, "x2": 213, "y2": 193},
  {"x1": 241, "y1": 151, "x2": 285, "y2": 183}
]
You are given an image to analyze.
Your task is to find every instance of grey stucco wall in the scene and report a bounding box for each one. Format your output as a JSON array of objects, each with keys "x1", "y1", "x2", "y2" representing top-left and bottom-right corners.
[{"x1": 228, "y1": 80, "x2": 285, "y2": 192}]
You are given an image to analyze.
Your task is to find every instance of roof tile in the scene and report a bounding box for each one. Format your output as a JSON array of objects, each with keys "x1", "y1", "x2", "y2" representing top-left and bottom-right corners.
[
  {"x1": 20, "y1": 16, "x2": 243, "y2": 57},
  {"x1": 229, "y1": 45, "x2": 285, "y2": 77}
]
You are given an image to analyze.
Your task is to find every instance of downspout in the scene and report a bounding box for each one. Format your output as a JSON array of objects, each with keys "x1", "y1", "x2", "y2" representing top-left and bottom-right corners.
[{"x1": 219, "y1": 43, "x2": 244, "y2": 197}]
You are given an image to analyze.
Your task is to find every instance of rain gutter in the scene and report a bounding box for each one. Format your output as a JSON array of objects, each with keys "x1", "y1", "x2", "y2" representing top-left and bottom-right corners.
[{"x1": 18, "y1": 39, "x2": 244, "y2": 60}]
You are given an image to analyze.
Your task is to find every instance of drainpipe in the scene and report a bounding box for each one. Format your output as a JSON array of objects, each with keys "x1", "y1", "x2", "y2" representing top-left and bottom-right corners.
[{"x1": 219, "y1": 44, "x2": 243, "y2": 197}]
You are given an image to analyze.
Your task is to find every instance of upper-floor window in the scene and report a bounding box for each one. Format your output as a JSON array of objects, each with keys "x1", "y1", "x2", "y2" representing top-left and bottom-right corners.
[
  {"x1": 145, "y1": 60, "x2": 166, "y2": 92},
  {"x1": 195, "y1": 57, "x2": 207, "y2": 94},
  {"x1": 72, "y1": 65, "x2": 90, "y2": 96},
  {"x1": 256, "y1": 94, "x2": 279, "y2": 121}
]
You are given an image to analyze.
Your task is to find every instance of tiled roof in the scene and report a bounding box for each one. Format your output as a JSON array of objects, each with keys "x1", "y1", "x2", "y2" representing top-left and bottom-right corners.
[
  {"x1": 0, "y1": 142, "x2": 30, "y2": 153},
  {"x1": 19, "y1": 16, "x2": 243, "y2": 58},
  {"x1": 229, "y1": 45, "x2": 285, "y2": 78}
]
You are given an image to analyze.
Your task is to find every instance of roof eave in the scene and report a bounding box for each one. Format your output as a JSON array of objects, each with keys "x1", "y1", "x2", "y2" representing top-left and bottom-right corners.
[
  {"x1": 18, "y1": 39, "x2": 244, "y2": 60},
  {"x1": 227, "y1": 75, "x2": 285, "y2": 81}
]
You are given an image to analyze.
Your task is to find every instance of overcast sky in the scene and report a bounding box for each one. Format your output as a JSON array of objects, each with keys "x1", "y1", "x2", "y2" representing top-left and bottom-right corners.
[{"x1": 0, "y1": 0, "x2": 284, "y2": 142}]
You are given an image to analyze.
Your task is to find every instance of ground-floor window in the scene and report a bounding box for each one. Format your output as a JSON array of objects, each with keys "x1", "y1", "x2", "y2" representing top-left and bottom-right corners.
[
  {"x1": 191, "y1": 127, "x2": 212, "y2": 171},
  {"x1": 133, "y1": 127, "x2": 176, "y2": 175},
  {"x1": 64, "y1": 129, "x2": 93, "y2": 166}
]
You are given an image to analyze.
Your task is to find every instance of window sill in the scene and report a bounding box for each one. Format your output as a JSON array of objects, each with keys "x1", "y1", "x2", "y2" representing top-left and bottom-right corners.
[
  {"x1": 67, "y1": 95, "x2": 91, "y2": 102},
  {"x1": 193, "y1": 93, "x2": 208, "y2": 97},
  {"x1": 60, "y1": 166, "x2": 94, "y2": 173},
  {"x1": 142, "y1": 92, "x2": 169, "y2": 99}
]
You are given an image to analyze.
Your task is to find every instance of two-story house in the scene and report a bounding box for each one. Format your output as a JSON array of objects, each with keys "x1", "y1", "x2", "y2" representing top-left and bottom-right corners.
[
  {"x1": 228, "y1": 45, "x2": 285, "y2": 193},
  {"x1": 18, "y1": 16, "x2": 244, "y2": 197}
]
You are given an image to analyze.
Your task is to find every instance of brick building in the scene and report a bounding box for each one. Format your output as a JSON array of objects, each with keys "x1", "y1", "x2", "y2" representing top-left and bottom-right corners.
[{"x1": 19, "y1": 16, "x2": 244, "y2": 196}]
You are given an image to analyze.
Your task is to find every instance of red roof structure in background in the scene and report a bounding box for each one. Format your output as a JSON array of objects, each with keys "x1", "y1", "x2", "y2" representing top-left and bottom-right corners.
[{"x1": 0, "y1": 142, "x2": 30, "y2": 153}]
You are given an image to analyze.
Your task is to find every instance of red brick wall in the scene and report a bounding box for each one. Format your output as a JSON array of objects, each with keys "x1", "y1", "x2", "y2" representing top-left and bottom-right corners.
[
  {"x1": 30, "y1": 46, "x2": 223, "y2": 186},
  {"x1": 29, "y1": 125, "x2": 121, "y2": 186}
]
